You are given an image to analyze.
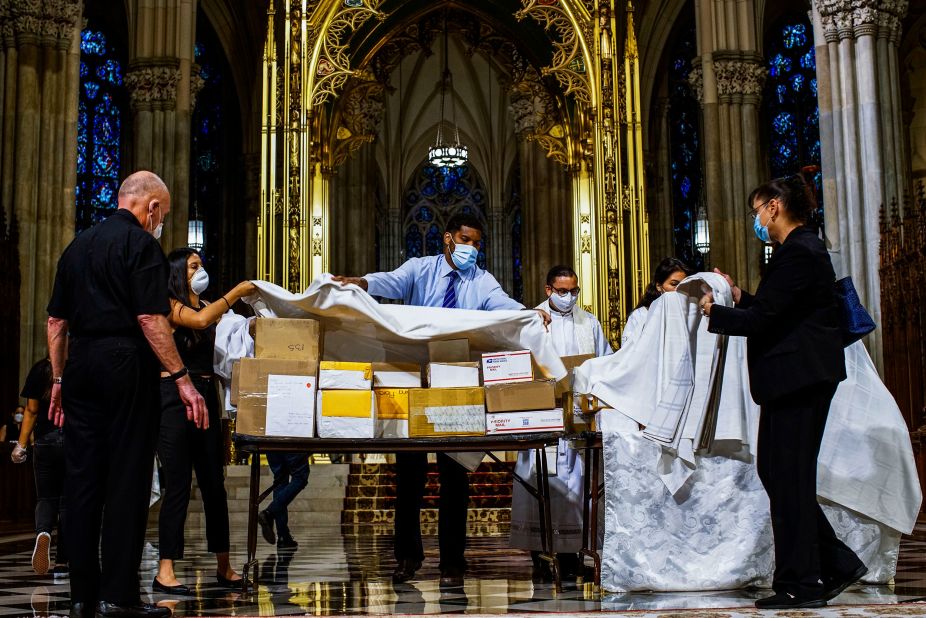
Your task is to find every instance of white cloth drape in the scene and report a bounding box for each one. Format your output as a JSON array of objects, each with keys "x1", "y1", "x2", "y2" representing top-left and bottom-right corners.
[{"x1": 572, "y1": 272, "x2": 921, "y2": 592}]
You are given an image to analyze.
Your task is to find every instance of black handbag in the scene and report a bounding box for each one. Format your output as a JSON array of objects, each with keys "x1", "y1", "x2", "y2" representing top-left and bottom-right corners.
[{"x1": 834, "y1": 276, "x2": 876, "y2": 346}]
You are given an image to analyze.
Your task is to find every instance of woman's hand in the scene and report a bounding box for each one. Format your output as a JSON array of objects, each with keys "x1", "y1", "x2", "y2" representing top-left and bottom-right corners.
[
  {"x1": 236, "y1": 281, "x2": 258, "y2": 297},
  {"x1": 712, "y1": 268, "x2": 742, "y2": 304}
]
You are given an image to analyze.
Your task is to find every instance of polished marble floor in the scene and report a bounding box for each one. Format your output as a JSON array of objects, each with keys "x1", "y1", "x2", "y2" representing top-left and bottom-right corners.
[{"x1": 1, "y1": 518, "x2": 925, "y2": 617}]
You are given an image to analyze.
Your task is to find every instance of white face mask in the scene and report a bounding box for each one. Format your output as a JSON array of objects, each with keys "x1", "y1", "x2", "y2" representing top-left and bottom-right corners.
[
  {"x1": 549, "y1": 291, "x2": 578, "y2": 313},
  {"x1": 148, "y1": 207, "x2": 163, "y2": 240},
  {"x1": 13, "y1": 413, "x2": 24, "y2": 424},
  {"x1": 190, "y1": 267, "x2": 209, "y2": 296},
  {"x1": 450, "y1": 242, "x2": 478, "y2": 271}
]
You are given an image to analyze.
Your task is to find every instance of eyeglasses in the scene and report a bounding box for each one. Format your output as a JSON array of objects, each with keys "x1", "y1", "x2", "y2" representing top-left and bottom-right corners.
[
  {"x1": 748, "y1": 199, "x2": 773, "y2": 220},
  {"x1": 551, "y1": 287, "x2": 580, "y2": 296}
]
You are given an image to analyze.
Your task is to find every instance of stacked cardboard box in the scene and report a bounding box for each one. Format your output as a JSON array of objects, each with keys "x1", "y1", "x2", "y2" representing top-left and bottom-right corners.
[
  {"x1": 482, "y1": 351, "x2": 564, "y2": 434},
  {"x1": 236, "y1": 318, "x2": 320, "y2": 437},
  {"x1": 372, "y1": 362, "x2": 421, "y2": 438},
  {"x1": 317, "y1": 361, "x2": 375, "y2": 438}
]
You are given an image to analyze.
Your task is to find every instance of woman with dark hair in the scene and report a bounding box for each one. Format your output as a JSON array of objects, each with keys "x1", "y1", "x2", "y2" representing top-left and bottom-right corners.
[
  {"x1": 12, "y1": 357, "x2": 68, "y2": 577},
  {"x1": 701, "y1": 174, "x2": 866, "y2": 609},
  {"x1": 153, "y1": 248, "x2": 256, "y2": 594},
  {"x1": 622, "y1": 257, "x2": 695, "y2": 348}
]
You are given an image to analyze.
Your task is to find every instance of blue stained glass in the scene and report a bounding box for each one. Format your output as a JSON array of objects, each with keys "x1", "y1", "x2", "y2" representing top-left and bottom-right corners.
[
  {"x1": 96, "y1": 59, "x2": 123, "y2": 85},
  {"x1": 800, "y1": 50, "x2": 815, "y2": 69},
  {"x1": 769, "y1": 54, "x2": 792, "y2": 77},
  {"x1": 666, "y1": 18, "x2": 705, "y2": 271},
  {"x1": 194, "y1": 42, "x2": 205, "y2": 61},
  {"x1": 83, "y1": 81, "x2": 100, "y2": 100},
  {"x1": 80, "y1": 30, "x2": 107, "y2": 56},
  {"x1": 405, "y1": 226, "x2": 423, "y2": 258},
  {"x1": 425, "y1": 223, "x2": 442, "y2": 256},
  {"x1": 77, "y1": 26, "x2": 124, "y2": 232},
  {"x1": 782, "y1": 24, "x2": 806, "y2": 48},
  {"x1": 763, "y1": 15, "x2": 823, "y2": 224},
  {"x1": 416, "y1": 206, "x2": 433, "y2": 222},
  {"x1": 197, "y1": 152, "x2": 216, "y2": 172},
  {"x1": 680, "y1": 176, "x2": 692, "y2": 198}
]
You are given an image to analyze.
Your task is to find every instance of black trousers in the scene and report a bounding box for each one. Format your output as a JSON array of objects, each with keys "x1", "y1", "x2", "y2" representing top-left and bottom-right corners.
[
  {"x1": 157, "y1": 377, "x2": 229, "y2": 560},
  {"x1": 757, "y1": 382, "x2": 865, "y2": 597},
  {"x1": 393, "y1": 452, "x2": 468, "y2": 570},
  {"x1": 33, "y1": 429, "x2": 67, "y2": 563},
  {"x1": 63, "y1": 337, "x2": 160, "y2": 605}
]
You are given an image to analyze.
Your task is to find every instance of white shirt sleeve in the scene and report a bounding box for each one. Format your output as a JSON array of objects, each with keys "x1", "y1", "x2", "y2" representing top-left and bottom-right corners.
[
  {"x1": 363, "y1": 260, "x2": 418, "y2": 301},
  {"x1": 621, "y1": 307, "x2": 648, "y2": 349}
]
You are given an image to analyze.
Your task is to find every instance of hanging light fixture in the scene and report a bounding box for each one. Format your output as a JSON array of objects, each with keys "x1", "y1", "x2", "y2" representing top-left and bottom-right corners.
[
  {"x1": 428, "y1": 14, "x2": 467, "y2": 168},
  {"x1": 188, "y1": 202, "x2": 204, "y2": 251},
  {"x1": 694, "y1": 202, "x2": 710, "y2": 257}
]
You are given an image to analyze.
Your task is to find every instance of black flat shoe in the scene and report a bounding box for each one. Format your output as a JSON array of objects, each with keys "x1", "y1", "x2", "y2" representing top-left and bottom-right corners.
[
  {"x1": 439, "y1": 565, "x2": 465, "y2": 589},
  {"x1": 215, "y1": 572, "x2": 249, "y2": 588},
  {"x1": 392, "y1": 559, "x2": 422, "y2": 584},
  {"x1": 823, "y1": 564, "x2": 868, "y2": 600},
  {"x1": 152, "y1": 576, "x2": 191, "y2": 595},
  {"x1": 70, "y1": 601, "x2": 95, "y2": 618},
  {"x1": 754, "y1": 592, "x2": 826, "y2": 609},
  {"x1": 95, "y1": 601, "x2": 171, "y2": 617}
]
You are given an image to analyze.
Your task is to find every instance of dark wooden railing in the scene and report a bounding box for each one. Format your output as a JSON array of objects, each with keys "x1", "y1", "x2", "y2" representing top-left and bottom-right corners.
[{"x1": 880, "y1": 180, "x2": 926, "y2": 503}]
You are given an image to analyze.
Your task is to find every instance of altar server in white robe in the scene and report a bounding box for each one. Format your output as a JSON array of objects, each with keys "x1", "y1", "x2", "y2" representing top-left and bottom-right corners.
[
  {"x1": 621, "y1": 257, "x2": 695, "y2": 348},
  {"x1": 510, "y1": 265, "x2": 610, "y2": 581}
]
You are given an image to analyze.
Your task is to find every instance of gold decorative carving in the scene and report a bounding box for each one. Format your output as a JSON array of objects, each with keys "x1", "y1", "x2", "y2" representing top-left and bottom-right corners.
[
  {"x1": 311, "y1": 0, "x2": 386, "y2": 107},
  {"x1": 516, "y1": 0, "x2": 593, "y2": 107}
]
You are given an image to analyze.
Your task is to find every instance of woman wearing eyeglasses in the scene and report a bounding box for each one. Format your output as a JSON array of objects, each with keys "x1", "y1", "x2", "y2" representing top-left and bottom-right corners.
[{"x1": 700, "y1": 174, "x2": 866, "y2": 609}]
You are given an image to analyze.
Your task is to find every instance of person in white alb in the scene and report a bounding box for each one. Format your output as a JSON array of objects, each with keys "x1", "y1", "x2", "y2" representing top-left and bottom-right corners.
[
  {"x1": 621, "y1": 257, "x2": 695, "y2": 349},
  {"x1": 509, "y1": 265, "x2": 611, "y2": 581}
]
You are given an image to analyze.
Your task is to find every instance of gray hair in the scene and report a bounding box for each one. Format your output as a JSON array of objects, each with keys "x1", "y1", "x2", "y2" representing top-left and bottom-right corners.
[{"x1": 118, "y1": 171, "x2": 168, "y2": 200}]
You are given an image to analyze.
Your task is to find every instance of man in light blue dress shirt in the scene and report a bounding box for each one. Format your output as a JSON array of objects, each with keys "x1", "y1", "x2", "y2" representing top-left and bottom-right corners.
[{"x1": 334, "y1": 213, "x2": 549, "y2": 588}]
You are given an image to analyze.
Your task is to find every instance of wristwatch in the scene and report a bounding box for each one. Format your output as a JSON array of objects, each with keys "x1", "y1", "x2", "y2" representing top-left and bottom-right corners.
[
  {"x1": 53, "y1": 377, "x2": 62, "y2": 384},
  {"x1": 169, "y1": 367, "x2": 189, "y2": 381}
]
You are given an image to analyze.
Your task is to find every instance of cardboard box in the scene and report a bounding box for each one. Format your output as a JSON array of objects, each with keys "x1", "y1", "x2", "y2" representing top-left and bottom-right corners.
[
  {"x1": 485, "y1": 410, "x2": 565, "y2": 435},
  {"x1": 374, "y1": 388, "x2": 410, "y2": 438},
  {"x1": 563, "y1": 392, "x2": 601, "y2": 433},
  {"x1": 409, "y1": 387, "x2": 485, "y2": 437},
  {"x1": 254, "y1": 318, "x2": 321, "y2": 361},
  {"x1": 481, "y1": 350, "x2": 534, "y2": 384},
  {"x1": 485, "y1": 380, "x2": 556, "y2": 413},
  {"x1": 229, "y1": 360, "x2": 241, "y2": 407},
  {"x1": 427, "y1": 362, "x2": 481, "y2": 388},
  {"x1": 555, "y1": 354, "x2": 595, "y2": 398},
  {"x1": 236, "y1": 358, "x2": 318, "y2": 437},
  {"x1": 372, "y1": 362, "x2": 422, "y2": 388},
  {"x1": 316, "y1": 390, "x2": 375, "y2": 438},
  {"x1": 319, "y1": 361, "x2": 373, "y2": 390},
  {"x1": 428, "y1": 338, "x2": 471, "y2": 362}
]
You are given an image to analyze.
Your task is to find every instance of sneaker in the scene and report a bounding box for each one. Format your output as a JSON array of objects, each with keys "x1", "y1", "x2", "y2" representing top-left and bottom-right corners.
[
  {"x1": 32, "y1": 532, "x2": 51, "y2": 575},
  {"x1": 51, "y1": 565, "x2": 69, "y2": 579}
]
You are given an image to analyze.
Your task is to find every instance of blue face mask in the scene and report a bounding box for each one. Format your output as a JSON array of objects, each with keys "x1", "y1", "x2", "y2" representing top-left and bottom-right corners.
[
  {"x1": 450, "y1": 242, "x2": 478, "y2": 271},
  {"x1": 753, "y1": 209, "x2": 771, "y2": 243}
]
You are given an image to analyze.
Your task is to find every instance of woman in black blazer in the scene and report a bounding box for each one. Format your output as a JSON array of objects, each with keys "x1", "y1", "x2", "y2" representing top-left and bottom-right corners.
[{"x1": 700, "y1": 175, "x2": 866, "y2": 609}]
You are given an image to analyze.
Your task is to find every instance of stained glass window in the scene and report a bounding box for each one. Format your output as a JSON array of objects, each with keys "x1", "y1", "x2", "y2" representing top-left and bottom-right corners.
[
  {"x1": 190, "y1": 40, "x2": 224, "y2": 261},
  {"x1": 666, "y1": 20, "x2": 705, "y2": 270},
  {"x1": 403, "y1": 163, "x2": 488, "y2": 269},
  {"x1": 763, "y1": 17, "x2": 824, "y2": 224},
  {"x1": 77, "y1": 28, "x2": 125, "y2": 232}
]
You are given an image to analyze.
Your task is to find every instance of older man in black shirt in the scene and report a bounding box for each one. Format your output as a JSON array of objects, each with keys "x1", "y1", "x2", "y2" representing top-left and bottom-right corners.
[{"x1": 47, "y1": 171, "x2": 207, "y2": 618}]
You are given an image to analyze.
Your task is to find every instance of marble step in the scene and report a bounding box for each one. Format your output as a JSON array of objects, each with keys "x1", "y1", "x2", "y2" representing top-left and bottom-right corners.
[
  {"x1": 186, "y1": 510, "x2": 343, "y2": 527},
  {"x1": 348, "y1": 471, "x2": 513, "y2": 486},
  {"x1": 342, "y1": 495, "x2": 512, "y2": 510},
  {"x1": 340, "y1": 522, "x2": 511, "y2": 537},
  {"x1": 348, "y1": 462, "x2": 514, "y2": 474}
]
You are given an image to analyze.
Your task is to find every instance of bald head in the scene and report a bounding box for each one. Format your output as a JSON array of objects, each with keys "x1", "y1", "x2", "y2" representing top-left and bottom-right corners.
[{"x1": 118, "y1": 171, "x2": 171, "y2": 233}]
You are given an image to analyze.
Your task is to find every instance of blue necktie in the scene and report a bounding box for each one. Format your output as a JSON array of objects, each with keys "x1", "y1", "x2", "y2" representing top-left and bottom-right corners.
[{"x1": 442, "y1": 271, "x2": 458, "y2": 308}]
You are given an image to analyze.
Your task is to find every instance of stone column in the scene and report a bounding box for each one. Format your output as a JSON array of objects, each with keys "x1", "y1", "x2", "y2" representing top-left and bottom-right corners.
[
  {"x1": 813, "y1": 0, "x2": 909, "y2": 371},
  {"x1": 124, "y1": 0, "x2": 197, "y2": 252},
  {"x1": 0, "y1": 0, "x2": 81, "y2": 390}
]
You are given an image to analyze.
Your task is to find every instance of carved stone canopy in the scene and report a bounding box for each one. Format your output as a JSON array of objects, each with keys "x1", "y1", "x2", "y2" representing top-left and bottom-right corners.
[
  {"x1": 0, "y1": 0, "x2": 81, "y2": 48},
  {"x1": 124, "y1": 58, "x2": 182, "y2": 111}
]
